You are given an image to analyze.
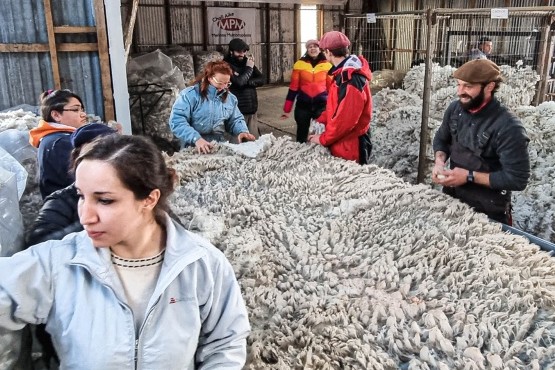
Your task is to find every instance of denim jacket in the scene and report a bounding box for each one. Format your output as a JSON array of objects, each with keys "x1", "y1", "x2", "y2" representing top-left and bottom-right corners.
[{"x1": 169, "y1": 84, "x2": 248, "y2": 147}]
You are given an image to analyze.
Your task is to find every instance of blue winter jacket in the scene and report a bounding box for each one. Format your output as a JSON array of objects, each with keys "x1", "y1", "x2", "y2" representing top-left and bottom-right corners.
[
  {"x1": 169, "y1": 84, "x2": 248, "y2": 147},
  {"x1": 0, "y1": 214, "x2": 251, "y2": 369},
  {"x1": 37, "y1": 132, "x2": 74, "y2": 199}
]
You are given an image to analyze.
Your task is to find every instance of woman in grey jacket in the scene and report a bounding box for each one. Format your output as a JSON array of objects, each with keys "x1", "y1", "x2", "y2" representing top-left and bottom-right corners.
[{"x1": 0, "y1": 135, "x2": 250, "y2": 369}]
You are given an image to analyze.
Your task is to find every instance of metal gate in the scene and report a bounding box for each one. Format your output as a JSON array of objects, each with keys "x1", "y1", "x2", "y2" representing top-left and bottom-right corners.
[{"x1": 345, "y1": 7, "x2": 555, "y2": 102}]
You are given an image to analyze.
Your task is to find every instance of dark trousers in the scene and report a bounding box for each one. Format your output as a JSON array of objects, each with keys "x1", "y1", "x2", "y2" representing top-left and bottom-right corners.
[
  {"x1": 294, "y1": 104, "x2": 325, "y2": 143},
  {"x1": 36, "y1": 324, "x2": 59, "y2": 368}
]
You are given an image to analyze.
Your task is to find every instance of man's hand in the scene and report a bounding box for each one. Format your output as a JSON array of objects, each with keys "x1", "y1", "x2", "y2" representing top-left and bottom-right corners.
[
  {"x1": 195, "y1": 138, "x2": 214, "y2": 154},
  {"x1": 238, "y1": 132, "x2": 256, "y2": 142},
  {"x1": 246, "y1": 55, "x2": 255, "y2": 68},
  {"x1": 280, "y1": 113, "x2": 289, "y2": 120},
  {"x1": 431, "y1": 161, "x2": 446, "y2": 184},
  {"x1": 434, "y1": 167, "x2": 470, "y2": 187},
  {"x1": 308, "y1": 134, "x2": 322, "y2": 145}
]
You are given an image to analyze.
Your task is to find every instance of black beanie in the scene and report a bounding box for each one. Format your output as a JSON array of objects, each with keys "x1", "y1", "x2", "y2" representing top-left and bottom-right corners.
[
  {"x1": 70, "y1": 123, "x2": 117, "y2": 149},
  {"x1": 228, "y1": 38, "x2": 249, "y2": 52}
]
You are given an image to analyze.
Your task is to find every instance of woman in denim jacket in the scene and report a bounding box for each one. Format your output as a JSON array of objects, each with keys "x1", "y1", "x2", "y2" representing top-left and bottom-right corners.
[{"x1": 169, "y1": 60, "x2": 255, "y2": 154}]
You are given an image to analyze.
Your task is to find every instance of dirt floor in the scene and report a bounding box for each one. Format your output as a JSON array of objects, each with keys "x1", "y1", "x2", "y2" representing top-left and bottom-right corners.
[{"x1": 256, "y1": 85, "x2": 296, "y2": 140}]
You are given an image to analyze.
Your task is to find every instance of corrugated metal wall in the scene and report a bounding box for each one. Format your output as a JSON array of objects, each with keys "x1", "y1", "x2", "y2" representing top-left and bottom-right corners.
[
  {"x1": 122, "y1": 0, "x2": 555, "y2": 86},
  {"x1": 0, "y1": 0, "x2": 105, "y2": 117}
]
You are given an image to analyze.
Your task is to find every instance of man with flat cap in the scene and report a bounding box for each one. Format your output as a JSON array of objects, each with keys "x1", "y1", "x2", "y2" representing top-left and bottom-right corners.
[
  {"x1": 308, "y1": 31, "x2": 373, "y2": 164},
  {"x1": 432, "y1": 59, "x2": 530, "y2": 224}
]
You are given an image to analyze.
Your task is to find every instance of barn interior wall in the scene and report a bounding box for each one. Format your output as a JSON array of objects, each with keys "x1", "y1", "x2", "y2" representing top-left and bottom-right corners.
[
  {"x1": 122, "y1": 0, "x2": 555, "y2": 85},
  {"x1": 122, "y1": 0, "x2": 362, "y2": 84}
]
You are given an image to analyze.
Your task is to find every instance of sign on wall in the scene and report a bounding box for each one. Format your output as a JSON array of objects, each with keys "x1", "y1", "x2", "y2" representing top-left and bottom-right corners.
[{"x1": 207, "y1": 7, "x2": 259, "y2": 46}]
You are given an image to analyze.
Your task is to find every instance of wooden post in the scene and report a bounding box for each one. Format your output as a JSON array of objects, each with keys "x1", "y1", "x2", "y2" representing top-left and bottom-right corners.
[
  {"x1": 93, "y1": 0, "x2": 115, "y2": 121},
  {"x1": 201, "y1": 2, "x2": 208, "y2": 50},
  {"x1": 534, "y1": 15, "x2": 554, "y2": 105},
  {"x1": 43, "y1": 0, "x2": 61, "y2": 89},
  {"x1": 265, "y1": 3, "x2": 271, "y2": 84},
  {"x1": 417, "y1": 8, "x2": 433, "y2": 184},
  {"x1": 294, "y1": 4, "x2": 299, "y2": 63},
  {"x1": 164, "y1": 0, "x2": 172, "y2": 46},
  {"x1": 124, "y1": 0, "x2": 140, "y2": 62}
]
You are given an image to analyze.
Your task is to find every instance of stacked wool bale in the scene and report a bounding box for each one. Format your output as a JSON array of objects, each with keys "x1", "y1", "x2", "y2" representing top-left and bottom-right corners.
[
  {"x1": 127, "y1": 50, "x2": 185, "y2": 154},
  {"x1": 168, "y1": 136, "x2": 555, "y2": 369},
  {"x1": 193, "y1": 50, "x2": 224, "y2": 77},
  {"x1": 162, "y1": 46, "x2": 196, "y2": 85},
  {"x1": 512, "y1": 102, "x2": 555, "y2": 242},
  {"x1": 0, "y1": 110, "x2": 41, "y2": 233},
  {"x1": 370, "y1": 64, "x2": 459, "y2": 184}
]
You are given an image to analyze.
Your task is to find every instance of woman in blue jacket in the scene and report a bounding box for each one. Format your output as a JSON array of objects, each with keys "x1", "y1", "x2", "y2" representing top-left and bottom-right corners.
[
  {"x1": 169, "y1": 60, "x2": 255, "y2": 154},
  {"x1": 29, "y1": 89, "x2": 88, "y2": 199},
  {"x1": 0, "y1": 135, "x2": 250, "y2": 369}
]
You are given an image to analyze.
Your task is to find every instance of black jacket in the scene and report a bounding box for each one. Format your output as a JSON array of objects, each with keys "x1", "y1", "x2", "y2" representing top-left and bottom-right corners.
[
  {"x1": 37, "y1": 132, "x2": 75, "y2": 199},
  {"x1": 223, "y1": 54, "x2": 265, "y2": 115},
  {"x1": 26, "y1": 183, "x2": 82, "y2": 247},
  {"x1": 433, "y1": 98, "x2": 530, "y2": 191}
]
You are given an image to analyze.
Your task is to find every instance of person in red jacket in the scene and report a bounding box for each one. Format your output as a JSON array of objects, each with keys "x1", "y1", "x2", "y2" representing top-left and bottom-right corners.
[
  {"x1": 308, "y1": 31, "x2": 373, "y2": 164},
  {"x1": 280, "y1": 39, "x2": 332, "y2": 143}
]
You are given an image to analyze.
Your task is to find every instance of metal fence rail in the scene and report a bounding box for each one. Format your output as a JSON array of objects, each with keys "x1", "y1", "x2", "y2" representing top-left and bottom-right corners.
[{"x1": 345, "y1": 7, "x2": 555, "y2": 102}]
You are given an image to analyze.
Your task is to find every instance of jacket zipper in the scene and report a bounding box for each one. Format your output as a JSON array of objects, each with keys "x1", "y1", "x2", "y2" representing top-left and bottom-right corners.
[
  {"x1": 134, "y1": 296, "x2": 161, "y2": 369},
  {"x1": 71, "y1": 263, "x2": 139, "y2": 369},
  {"x1": 134, "y1": 339, "x2": 139, "y2": 369}
]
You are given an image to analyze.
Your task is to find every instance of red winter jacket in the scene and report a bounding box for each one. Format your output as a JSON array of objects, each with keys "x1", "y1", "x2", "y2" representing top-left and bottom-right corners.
[{"x1": 317, "y1": 55, "x2": 372, "y2": 163}]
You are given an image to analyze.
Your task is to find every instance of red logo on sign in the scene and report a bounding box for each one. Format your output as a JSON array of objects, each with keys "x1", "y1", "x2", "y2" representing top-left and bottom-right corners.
[{"x1": 216, "y1": 18, "x2": 245, "y2": 31}]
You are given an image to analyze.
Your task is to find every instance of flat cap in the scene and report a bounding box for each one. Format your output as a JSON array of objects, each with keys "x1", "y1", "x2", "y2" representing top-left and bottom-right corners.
[
  {"x1": 453, "y1": 59, "x2": 502, "y2": 84},
  {"x1": 319, "y1": 31, "x2": 350, "y2": 50}
]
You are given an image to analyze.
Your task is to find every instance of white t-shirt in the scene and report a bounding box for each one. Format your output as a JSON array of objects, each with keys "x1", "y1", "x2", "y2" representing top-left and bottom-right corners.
[{"x1": 111, "y1": 249, "x2": 165, "y2": 334}]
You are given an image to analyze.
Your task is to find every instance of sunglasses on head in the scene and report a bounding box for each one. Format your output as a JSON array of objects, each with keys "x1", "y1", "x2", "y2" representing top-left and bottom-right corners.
[{"x1": 211, "y1": 76, "x2": 232, "y2": 87}]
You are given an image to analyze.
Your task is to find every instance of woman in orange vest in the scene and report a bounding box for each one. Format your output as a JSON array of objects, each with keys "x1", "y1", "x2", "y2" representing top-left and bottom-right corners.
[{"x1": 29, "y1": 89, "x2": 88, "y2": 199}]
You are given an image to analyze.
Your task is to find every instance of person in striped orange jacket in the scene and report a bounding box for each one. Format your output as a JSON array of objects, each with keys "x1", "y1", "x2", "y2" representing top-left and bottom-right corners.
[{"x1": 281, "y1": 40, "x2": 332, "y2": 143}]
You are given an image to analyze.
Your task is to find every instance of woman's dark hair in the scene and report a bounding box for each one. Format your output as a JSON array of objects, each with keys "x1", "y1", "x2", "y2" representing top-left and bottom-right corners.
[
  {"x1": 39, "y1": 89, "x2": 84, "y2": 122},
  {"x1": 302, "y1": 52, "x2": 327, "y2": 65},
  {"x1": 72, "y1": 135, "x2": 176, "y2": 224},
  {"x1": 191, "y1": 60, "x2": 233, "y2": 101}
]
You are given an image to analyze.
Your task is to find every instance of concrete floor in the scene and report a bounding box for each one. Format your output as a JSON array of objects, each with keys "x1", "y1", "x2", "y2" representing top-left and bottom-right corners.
[{"x1": 256, "y1": 85, "x2": 296, "y2": 140}]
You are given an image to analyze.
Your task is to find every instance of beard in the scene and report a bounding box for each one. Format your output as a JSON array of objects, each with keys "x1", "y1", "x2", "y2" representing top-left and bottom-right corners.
[
  {"x1": 230, "y1": 53, "x2": 247, "y2": 66},
  {"x1": 459, "y1": 86, "x2": 486, "y2": 110},
  {"x1": 230, "y1": 53, "x2": 245, "y2": 62}
]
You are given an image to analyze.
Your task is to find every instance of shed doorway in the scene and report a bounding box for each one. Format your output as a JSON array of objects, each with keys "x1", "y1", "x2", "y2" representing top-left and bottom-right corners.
[{"x1": 300, "y1": 5, "x2": 318, "y2": 55}]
